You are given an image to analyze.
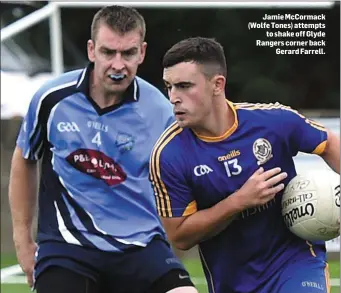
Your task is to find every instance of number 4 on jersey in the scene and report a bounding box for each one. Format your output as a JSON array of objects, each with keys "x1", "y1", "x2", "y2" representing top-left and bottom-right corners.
[
  {"x1": 91, "y1": 132, "x2": 102, "y2": 147},
  {"x1": 224, "y1": 158, "x2": 242, "y2": 177}
]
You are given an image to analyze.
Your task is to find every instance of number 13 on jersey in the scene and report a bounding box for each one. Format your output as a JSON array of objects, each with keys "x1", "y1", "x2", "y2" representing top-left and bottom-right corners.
[{"x1": 224, "y1": 158, "x2": 242, "y2": 177}]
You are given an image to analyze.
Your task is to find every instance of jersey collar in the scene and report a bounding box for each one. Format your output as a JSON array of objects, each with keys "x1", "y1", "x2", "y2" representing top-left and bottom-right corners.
[{"x1": 193, "y1": 100, "x2": 238, "y2": 142}]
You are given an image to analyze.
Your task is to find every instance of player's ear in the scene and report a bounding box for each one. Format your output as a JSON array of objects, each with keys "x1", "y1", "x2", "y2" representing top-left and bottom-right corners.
[
  {"x1": 213, "y1": 75, "x2": 226, "y2": 96},
  {"x1": 138, "y1": 42, "x2": 147, "y2": 64},
  {"x1": 87, "y1": 39, "x2": 95, "y2": 62}
]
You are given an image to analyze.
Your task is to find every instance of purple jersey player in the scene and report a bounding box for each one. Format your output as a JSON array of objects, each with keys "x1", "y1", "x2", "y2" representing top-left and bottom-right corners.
[{"x1": 150, "y1": 37, "x2": 340, "y2": 293}]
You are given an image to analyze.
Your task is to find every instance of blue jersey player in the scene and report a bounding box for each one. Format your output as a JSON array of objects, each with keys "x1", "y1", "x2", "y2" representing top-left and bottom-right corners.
[
  {"x1": 9, "y1": 6, "x2": 198, "y2": 293},
  {"x1": 150, "y1": 37, "x2": 340, "y2": 293}
]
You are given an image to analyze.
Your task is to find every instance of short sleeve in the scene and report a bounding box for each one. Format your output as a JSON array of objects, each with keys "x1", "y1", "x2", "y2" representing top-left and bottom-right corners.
[
  {"x1": 149, "y1": 139, "x2": 197, "y2": 218},
  {"x1": 280, "y1": 106, "x2": 327, "y2": 156},
  {"x1": 16, "y1": 89, "x2": 46, "y2": 160}
]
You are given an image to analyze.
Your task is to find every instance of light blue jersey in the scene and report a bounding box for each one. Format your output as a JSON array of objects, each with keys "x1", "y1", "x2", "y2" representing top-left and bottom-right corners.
[{"x1": 17, "y1": 63, "x2": 174, "y2": 252}]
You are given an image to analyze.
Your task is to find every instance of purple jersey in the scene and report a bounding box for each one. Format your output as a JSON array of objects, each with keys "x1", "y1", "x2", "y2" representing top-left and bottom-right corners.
[{"x1": 150, "y1": 102, "x2": 328, "y2": 293}]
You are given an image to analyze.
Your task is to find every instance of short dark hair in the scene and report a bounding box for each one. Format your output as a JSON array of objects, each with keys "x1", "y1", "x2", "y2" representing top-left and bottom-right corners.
[
  {"x1": 91, "y1": 5, "x2": 146, "y2": 42},
  {"x1": 163, "y1": 37, "x2": 227, "y2": 78}
]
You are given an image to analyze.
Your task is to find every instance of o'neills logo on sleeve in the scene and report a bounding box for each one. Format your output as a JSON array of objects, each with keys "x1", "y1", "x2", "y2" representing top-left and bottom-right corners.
[{"x1": 66, "y1": 149, "x2": 127, "y2": 186}]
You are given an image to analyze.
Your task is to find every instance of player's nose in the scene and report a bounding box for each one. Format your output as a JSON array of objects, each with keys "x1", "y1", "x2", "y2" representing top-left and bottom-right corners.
[
  {"x1": 110, "y1": 54, "x2": 125, "y2": 72},
  {"x1": 168, "y1": 89, "x2": 181, "y2": 105}
]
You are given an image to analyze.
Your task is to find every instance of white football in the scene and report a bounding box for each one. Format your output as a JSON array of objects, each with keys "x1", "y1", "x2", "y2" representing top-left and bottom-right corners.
[{"x1": 281, "y1": 170, "x2": 340, "y2": 242}]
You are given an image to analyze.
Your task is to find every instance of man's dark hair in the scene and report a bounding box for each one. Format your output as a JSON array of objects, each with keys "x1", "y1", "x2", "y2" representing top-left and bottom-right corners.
[
  {"x1": 91, "y1": 5, "x2": 146, "y2": 42},
  {"x1": 163, "y1": 37, "x2": 227, "y2": 78}
]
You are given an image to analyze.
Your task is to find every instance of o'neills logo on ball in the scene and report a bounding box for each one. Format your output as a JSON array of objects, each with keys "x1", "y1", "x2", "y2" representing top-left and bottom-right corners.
[
  {"x1": 66, "y1": 149, "x2": 127, "y2": 186},
  {"x1": 283, "y1": 203, "x2": 315, "y2": 228}
]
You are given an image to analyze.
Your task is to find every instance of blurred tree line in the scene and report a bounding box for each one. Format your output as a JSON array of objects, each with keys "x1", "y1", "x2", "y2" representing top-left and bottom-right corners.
[{"x1": 1, "y1": 2, "x2": 340, "y2": 110}]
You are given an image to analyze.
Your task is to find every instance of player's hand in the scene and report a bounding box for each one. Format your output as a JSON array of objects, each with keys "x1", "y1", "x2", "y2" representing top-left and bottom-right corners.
[
  {"x1": 15, "y1": 240, "x2": 37, "y2": 288},
  {"x1": 235, "y1": 167, "x2": 287, "y2": 209}
]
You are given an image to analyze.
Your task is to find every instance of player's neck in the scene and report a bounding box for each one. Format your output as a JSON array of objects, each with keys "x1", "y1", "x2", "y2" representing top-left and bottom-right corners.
[{"x1": 192, "y1": 97, "x2": 234, "y2": 138}]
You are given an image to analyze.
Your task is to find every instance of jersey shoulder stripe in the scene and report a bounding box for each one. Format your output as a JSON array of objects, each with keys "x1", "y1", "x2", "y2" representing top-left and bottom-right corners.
[
  {"x1": 234, "y1": 101, "x2": 283, "y2": 110},
  {"x1": 26, "y1": 80, "x2": 78, "y2": 160},
  {"x1": 24, "y1": 70, "x2": 83, "y2": 160},
  {"x1": 234, "y1": 102, "x2": 326, "y2": 132},
  {"x1": 150, "y1": 122, "x2": 182, "y2": 217}
]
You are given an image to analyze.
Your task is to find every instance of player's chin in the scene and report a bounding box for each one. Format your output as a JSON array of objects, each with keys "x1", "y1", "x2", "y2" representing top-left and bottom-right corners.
[
  {"x1": 106, "y1": 79, "x2": 130, "y2": 92},
  {"x1": 175, "y1": 117, "x2": 191, "y2": 128}
]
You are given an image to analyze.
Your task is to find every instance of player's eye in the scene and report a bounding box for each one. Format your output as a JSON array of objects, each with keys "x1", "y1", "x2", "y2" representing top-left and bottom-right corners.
[
  {"x1": 102, "y1": 49, "x2": 114, "y2": 56},
  {"x1": 178, "y1": 83, "x2": 191, "y2": 89},
  {"x1": 164, "y1": 84, "x2": 172, "y2": 91},
  {"x1": 122, "y1": 49, "x2": 137, "y2": 58}
]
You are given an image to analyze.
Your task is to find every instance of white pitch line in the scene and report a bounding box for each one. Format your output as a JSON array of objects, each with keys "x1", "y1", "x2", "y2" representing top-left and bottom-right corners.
[
  {"x1": 1, "y1": 275, "x2": 26, "y2": 284},
  {"x1": 1, "y1": 264, "x2": 22, "y2": 280}
]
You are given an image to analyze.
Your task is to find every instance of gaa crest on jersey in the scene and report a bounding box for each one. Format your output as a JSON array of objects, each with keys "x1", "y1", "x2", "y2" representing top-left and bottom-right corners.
[{"x1": 253, "y1": 138, "x2": 273, "y2": 165}]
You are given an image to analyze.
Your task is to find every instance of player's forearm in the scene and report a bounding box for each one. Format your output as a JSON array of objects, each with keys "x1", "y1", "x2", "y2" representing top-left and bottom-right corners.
[
  {"x1": 168, "y1": 194, "x2": 244, "y2": 250},
  {"x1": 321, "y1": 131, "x2": 340, "y2": 174},
  {"x1": 9, "y1": 147, "x2": 38, "y2": 244}
]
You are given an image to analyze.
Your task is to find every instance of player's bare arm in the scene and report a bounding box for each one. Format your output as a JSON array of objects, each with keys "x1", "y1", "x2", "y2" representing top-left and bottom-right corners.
[
  {"x1": 161, "y1": 196, "x2": 240, "y2": 251},
  {"x1": 320, "y1": 129, "x2": 340, "y2": 173},
  {"x1": 8, "y1": 146, "x2": 38, "y2": 287},
  {"x1": 162, "y1": 167, "x2": 287, "y2": 250}
]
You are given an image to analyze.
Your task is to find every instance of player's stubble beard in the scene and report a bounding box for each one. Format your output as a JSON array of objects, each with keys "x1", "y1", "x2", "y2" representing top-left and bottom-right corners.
[
  {"x1": 90, "y1": 74, "x2": 128, "y2": 107},
  {"x1": 102, "y1": 85, "x2": 125, "y2": 106},
  {"x1": 102, "y1": 75, "x2": 133, "y2": 105}
]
